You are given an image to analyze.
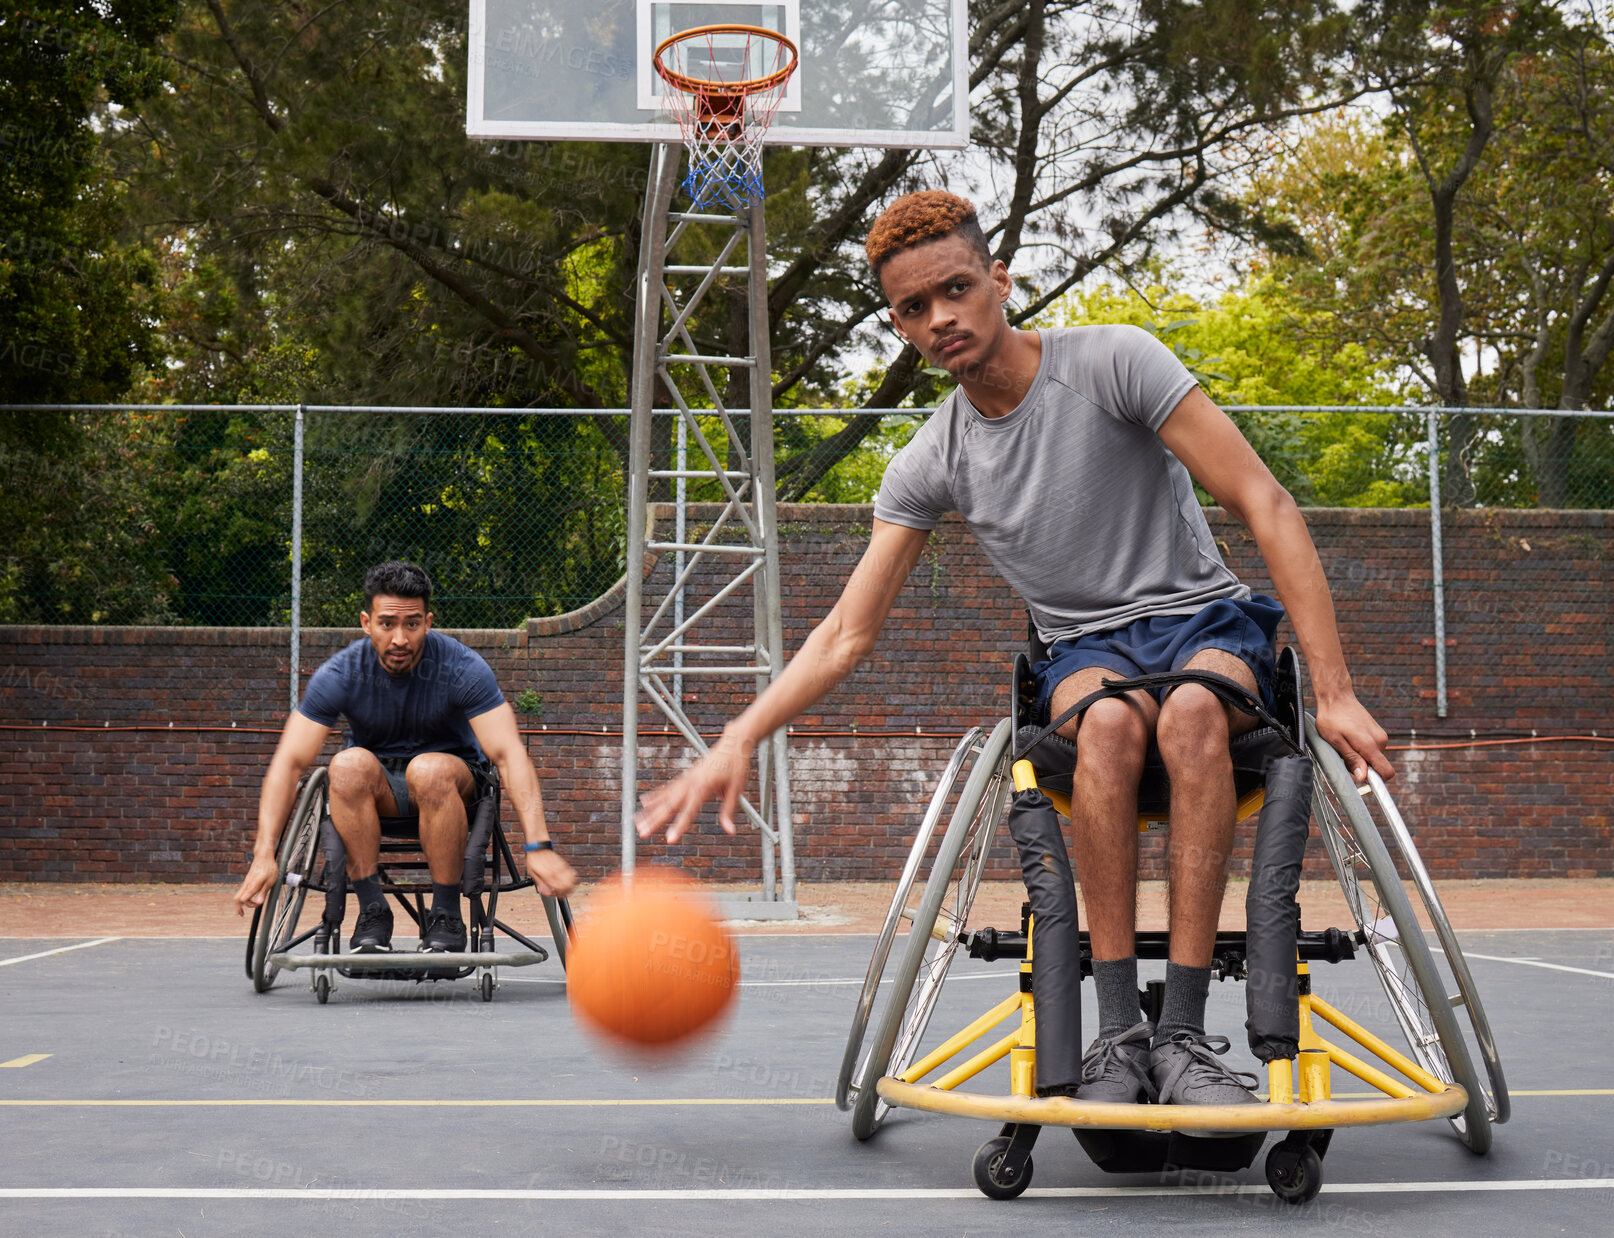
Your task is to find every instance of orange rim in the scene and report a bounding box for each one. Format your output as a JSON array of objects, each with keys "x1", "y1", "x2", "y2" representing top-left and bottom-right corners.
[{"x1": 652, "y1": 23, "x2": 799, "y2": 99}]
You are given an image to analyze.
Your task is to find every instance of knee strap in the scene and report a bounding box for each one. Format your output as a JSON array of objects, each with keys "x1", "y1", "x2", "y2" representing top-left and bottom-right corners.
[{"x1": 1007, "y1": 787, "x2": 1084, "y2": 1094}]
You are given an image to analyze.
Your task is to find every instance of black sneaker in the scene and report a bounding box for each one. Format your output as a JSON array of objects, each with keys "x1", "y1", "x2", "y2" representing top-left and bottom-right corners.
[
  {"x1": 1148, "y1": 1031, "x2": 1260, "y2": 1106},
  {"x1": 421, "y1": 910, "x2": 467, "y2": 953},
  {"x1": 349, "y1": 902, "x2": 394, "y2": 952},
  {"x1": 1074, "y1": 1021, "x2": 1158, "y2": 1104}
]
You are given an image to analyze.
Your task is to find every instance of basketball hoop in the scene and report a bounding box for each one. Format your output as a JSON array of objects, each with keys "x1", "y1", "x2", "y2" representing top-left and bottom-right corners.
[{"x1": 653, "y1": 24, "x2": 798, "y2": 210}]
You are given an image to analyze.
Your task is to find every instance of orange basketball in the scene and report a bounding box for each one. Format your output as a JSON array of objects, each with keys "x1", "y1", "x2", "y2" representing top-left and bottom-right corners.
[{"x1": 567, "y1": 867, "x2": 739, "y2": 1050}]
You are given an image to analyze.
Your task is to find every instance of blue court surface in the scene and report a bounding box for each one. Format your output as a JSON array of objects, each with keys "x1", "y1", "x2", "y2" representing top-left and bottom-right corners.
[{"x1": 2, "y1": 927, "x2": 1611, "y2": 1236}]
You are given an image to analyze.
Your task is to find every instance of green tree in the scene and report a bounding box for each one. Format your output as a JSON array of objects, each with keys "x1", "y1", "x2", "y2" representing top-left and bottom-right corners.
[{"x1": 1051, "y1": 276, "x2": 1423, "y2": 505}]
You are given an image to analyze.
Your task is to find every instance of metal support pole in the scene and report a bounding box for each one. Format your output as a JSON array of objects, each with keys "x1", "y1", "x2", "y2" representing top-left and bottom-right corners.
[
  {"x1": 746, "y1": 197, "x2": 795, "y2": 905},
  {"x1": 622, "y1": 144, "x2": 681, "y2": 873},
  {"x1": 1426, "y1": 410, "x2": 1448, "y2": 720},
  {"x1": 289, "y1": 403, "x2": 305, "y2": 713},
  {"x1": 619, "y1": 151, "x2": 797, "y2": 918}
]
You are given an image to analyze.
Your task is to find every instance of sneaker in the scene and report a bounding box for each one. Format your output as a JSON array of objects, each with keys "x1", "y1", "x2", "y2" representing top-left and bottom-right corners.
[
  {"x1": 1148, "y1": 1031, "x2": 1260, "y2": 1106},
  {"x1": 1074, "y1": 1021, "x2": 1158, "y2": 1104},
  {"x1": 421, "y1": 910, "x2": 467, "y2": 953},
  {"x1": 349, "y1": 902, "x2": 393, "y2": 952}
]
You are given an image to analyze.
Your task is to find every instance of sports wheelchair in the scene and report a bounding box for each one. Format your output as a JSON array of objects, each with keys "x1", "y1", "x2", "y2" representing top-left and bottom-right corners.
[
  {"x1": 245, "y1": 763, "x2": 573, "y2": 1003},
  {"x1": 838, "y1": 643, "x2": 1507, "y2": 1203}
]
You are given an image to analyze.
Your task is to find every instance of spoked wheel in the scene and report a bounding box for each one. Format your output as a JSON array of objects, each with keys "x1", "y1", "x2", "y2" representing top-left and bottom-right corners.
[
  {"x1": 1306, "y1": 716, "x2": 1496, "y2": 1152},
  {"x1": 1362, "y1": 767, "x2": 1509, "y2": 1127},
  {"x1": 250, "y1": 768, "x2": 328, "y2": 993},
  {"x1": 836, "y1": 725, "x2": 987, "y2": 1112},
  {"x1": 848, "y1": 718, "x2": 1012, "y2": 1140}
]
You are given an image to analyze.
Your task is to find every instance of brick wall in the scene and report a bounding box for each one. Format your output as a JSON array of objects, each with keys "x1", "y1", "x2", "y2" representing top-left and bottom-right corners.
[{"x1": 2, "y1": 506, "x2": 1608, "y2": 883}]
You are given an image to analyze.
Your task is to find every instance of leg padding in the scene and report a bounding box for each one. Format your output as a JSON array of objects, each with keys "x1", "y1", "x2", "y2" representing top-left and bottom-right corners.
[
  {"x1": 1007, "y1": 787, "x2": 1083, "y2": 1094},
  {"x1": 1245, "y1": 753, "x2": 1312, "y2": 1062}
]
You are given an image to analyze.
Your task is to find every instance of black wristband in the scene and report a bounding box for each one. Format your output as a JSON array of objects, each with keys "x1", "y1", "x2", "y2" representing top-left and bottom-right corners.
[{"x1": 523, "y1": 839, "x2": 555, "y2": 854}]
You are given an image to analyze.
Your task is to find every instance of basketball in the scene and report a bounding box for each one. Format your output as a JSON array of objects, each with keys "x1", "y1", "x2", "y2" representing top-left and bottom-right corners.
[{"x1": 567, "y1": 867, "x2": 739, "y2": 1050}]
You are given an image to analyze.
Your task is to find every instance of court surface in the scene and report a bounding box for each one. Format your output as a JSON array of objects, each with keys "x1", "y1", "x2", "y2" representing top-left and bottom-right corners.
[{"x1": 3, "y1": 925, "x2": 1612, "y2": 1237}]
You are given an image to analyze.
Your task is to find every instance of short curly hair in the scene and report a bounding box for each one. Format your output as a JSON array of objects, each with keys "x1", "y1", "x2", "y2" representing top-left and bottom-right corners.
[
  {"x1": 864, "y1": 191, "x2": 992, "y2": 282},
  {"x1": 363, "y1": 561, "x2": 433, "y2": 611}
]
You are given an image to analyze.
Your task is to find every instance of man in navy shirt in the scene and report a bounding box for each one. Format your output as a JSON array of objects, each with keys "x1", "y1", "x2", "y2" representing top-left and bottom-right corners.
[{"x1": 233, "y1": 562, "x2": 576, "y2": 951}]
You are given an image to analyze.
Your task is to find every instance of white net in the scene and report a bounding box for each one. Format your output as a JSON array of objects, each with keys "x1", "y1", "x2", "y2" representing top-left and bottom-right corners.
[{"x1": 655, "y1": 26, "x2": 796, "y2": 210}]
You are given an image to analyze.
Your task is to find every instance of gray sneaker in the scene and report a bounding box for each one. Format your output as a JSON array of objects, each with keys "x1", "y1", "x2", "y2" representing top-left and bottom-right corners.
[
  {"x1": 1148, "y1": 1031, "x2": 1260, "y2": 1105},
  {"x1": 1074, "y1": 1021, "x2": 1158, "y2": 1104}
]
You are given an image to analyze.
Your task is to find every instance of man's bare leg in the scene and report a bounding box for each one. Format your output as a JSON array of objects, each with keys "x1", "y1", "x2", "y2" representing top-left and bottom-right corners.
[
  {"x1": 1050, "y1": 667, "x2": 1160, "y2": 1100},
  {"x1": 1148, "y1": 646, "x2": 1263, "y2": 1105},
  {"x1": 327, "y1": 747, "x2": 399, "y2": 880},
  {"x1": 1050, "y1": 668, "x2": 1158, "y2": 962},
  {"x1": 406, "y1": 753, "x2": 475, "y2": 885},
  {"x1": 407, "y1": 753, "x2": 475, "y2": 949},
  {"x1": 1154, "y1": 648, "x2": 1258, "y2": 967}
]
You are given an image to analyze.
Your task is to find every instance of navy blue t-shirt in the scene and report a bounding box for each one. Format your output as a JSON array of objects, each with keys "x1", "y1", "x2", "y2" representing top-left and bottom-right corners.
[{"x1": 297, "y1": 632, "x2": 505, "y2": 761}]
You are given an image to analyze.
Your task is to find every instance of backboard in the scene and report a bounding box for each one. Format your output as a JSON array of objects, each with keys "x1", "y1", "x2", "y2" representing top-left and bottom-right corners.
[{"x1": 467, "y1": 0, "x2": 969, "y2": 149}]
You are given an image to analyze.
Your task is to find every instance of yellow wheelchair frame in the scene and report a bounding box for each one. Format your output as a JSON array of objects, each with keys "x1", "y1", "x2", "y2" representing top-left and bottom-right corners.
[{"x1": 839, "y1": 693, "x2": 1508, "y2": 1203}]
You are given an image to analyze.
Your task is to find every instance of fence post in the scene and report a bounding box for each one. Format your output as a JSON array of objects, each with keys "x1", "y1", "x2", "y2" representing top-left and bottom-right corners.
[
  {"x1": 290, "y1": 403, "x2": 305, "y2": 713},
  {"x1": 1426, "y1": 409, "x2": 1448, "y2": 720}
]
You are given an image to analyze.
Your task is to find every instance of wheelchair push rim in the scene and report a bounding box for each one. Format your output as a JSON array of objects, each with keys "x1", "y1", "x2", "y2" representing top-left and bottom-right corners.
[
  {"x1": 1306, "y1": 715, "x2": 1495, "y2": 1152},
  {"x1": 850, "y1": 717, "x2": 1012, "y2": 1139}
]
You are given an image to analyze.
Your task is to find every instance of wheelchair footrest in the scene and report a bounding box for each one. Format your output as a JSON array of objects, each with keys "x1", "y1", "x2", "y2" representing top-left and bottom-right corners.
[
  {"x1": 1074, "y1": 1128, "x2": 1266, "y2": 1175},
  {"x1": 270, "y1": 948, "x2": 547, "y2": 971}
]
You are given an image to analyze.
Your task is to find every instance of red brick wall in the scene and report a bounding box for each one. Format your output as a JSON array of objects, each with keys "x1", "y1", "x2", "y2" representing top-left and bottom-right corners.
[{"x1": 2, "y1": 506, "x2": 1609, "y2": 883}]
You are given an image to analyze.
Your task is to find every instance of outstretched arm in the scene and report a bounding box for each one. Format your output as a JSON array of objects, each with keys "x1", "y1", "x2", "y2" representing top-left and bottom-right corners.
[
  {"x1": 469, "y1": 703, "x2": 577, "y2": 897},
  {"x1": 233, "y1": 711, "x2": 334, "y2": 915},
  {"x1": 1158, "y1": 388, "x2": 1393, "y2": 782},
  {"x1": 635, "y1": 519, "x2": 931, "y2": 843}
]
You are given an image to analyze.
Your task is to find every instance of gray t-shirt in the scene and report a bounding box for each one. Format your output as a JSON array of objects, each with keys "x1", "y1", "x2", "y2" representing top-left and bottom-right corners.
[{"x1": 873, "y1": 324, "x2": 1249, "y2": 644}]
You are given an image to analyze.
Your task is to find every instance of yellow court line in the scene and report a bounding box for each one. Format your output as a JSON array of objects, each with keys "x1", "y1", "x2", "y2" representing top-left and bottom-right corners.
[
  {"x1": 0, "y1": 1055, "x2": 52, "y2": 1068},
  {"x1": 0, "y1": 1091, "x2": 1608, "y2": 1108},
  {"x1": 0, "y1": 1097, "x2": 839, "y2": 1107}
]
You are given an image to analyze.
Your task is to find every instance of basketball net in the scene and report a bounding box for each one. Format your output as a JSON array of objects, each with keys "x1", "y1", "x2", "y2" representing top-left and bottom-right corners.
[{"x1": 654, "y1": 26, "x2": 798, "y2": 210}]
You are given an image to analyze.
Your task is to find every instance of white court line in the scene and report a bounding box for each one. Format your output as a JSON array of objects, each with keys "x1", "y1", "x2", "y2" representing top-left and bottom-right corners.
[
  {"x1": 1465, "y1": 952, "x2": 1614, "y2": 980},
  {"x1": 0, "y1": 938, "x2": 121, "y2": 968},
  {"x1": 1, "y1": 1180, "x2": 1611, "y2": 1201}
]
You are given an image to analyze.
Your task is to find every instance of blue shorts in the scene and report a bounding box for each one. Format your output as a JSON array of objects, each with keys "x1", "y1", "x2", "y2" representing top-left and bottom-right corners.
[{"x1": 1031, "y1": 594, "x2": 1284, "y2": 724}]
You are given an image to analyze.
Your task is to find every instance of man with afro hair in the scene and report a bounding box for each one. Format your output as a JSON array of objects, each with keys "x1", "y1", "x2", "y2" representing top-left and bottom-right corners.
[{"x1": 638, "y1": 190, "x2": 1391, "y2": 1111}]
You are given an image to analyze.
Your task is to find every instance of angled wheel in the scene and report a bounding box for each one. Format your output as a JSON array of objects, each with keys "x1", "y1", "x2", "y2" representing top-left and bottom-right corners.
[
  {"x1": 837, "y1": 725, "x2": 988, "y2": 1111},
  {"x1": 250, "y1": 768, "x2": 328, "y2": 993},
  {"x1": 849, "y1": 718, "x2": 1012, "y2": 1140},
  {"x1": 1363, "y1": 768, "x2": 1509, "y2": 1127},
  {"x1": 541, "y1": 894, "x2": 574, "y2": 972},
  {"x1": 1306, "y1": 716, "x2": 1494, "y2": 1152}
]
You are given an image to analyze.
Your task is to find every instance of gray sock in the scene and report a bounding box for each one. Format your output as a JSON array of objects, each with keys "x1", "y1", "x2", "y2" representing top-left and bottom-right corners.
[
  {"x1": 352, "y1": 874, "x2": 385, "y2": 912},
  {"x1": 1155, "y1": 961, "x2": 1212, "y2": 1044},
  {"x1": 1091, "y1": 956, "x2": 1144, "y2": 1040}
]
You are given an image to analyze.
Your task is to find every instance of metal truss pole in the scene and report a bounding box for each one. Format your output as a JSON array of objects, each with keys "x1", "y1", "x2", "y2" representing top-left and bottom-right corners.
[{"x1": 621, "y1": 143, "x2": 797, "y2": 918}]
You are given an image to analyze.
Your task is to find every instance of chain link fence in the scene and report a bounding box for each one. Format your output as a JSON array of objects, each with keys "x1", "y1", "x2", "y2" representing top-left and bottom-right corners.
[{"x1": 2, "y1": 404, "x2": 1610, "y2": 641}]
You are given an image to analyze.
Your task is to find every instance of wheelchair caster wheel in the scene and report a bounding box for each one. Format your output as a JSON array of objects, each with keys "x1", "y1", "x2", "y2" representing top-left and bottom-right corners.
[
  {"x1": 973, "y1": 1135, "x2": 1033, "y2": 1200},
  {"x1": 480, "y1": 972, "x2": 494, "y2": 1002},
  {"x1": 1265, "y1": 1142, "x2": 1322, "y2": 1204},
  {"x1": 314, "y1": 974, "x2": 331, "y2": 1005}
]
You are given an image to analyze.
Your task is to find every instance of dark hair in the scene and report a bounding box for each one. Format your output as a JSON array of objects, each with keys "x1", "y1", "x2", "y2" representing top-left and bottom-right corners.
[
  {"x1": 363, "y1": 561, "x2": 433, "y2": 612},
  {"x1": 865, "y1": 190, "x2": 993, "y2": 282}
]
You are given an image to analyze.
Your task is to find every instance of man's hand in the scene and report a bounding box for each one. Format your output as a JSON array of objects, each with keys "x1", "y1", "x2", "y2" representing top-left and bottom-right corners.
[
  {"x1": 233, "y1": 853, "x2": 280, "y2": 917},
  {"x1": 1315, "y1": 693, "x2": 1394, "y2": 784},
  {"x1": 635, "y1": 733, "x2": 754, "y2": 844},
  {"x1": 528, "y1": 848, "x2": 578, "y2": 898}
]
